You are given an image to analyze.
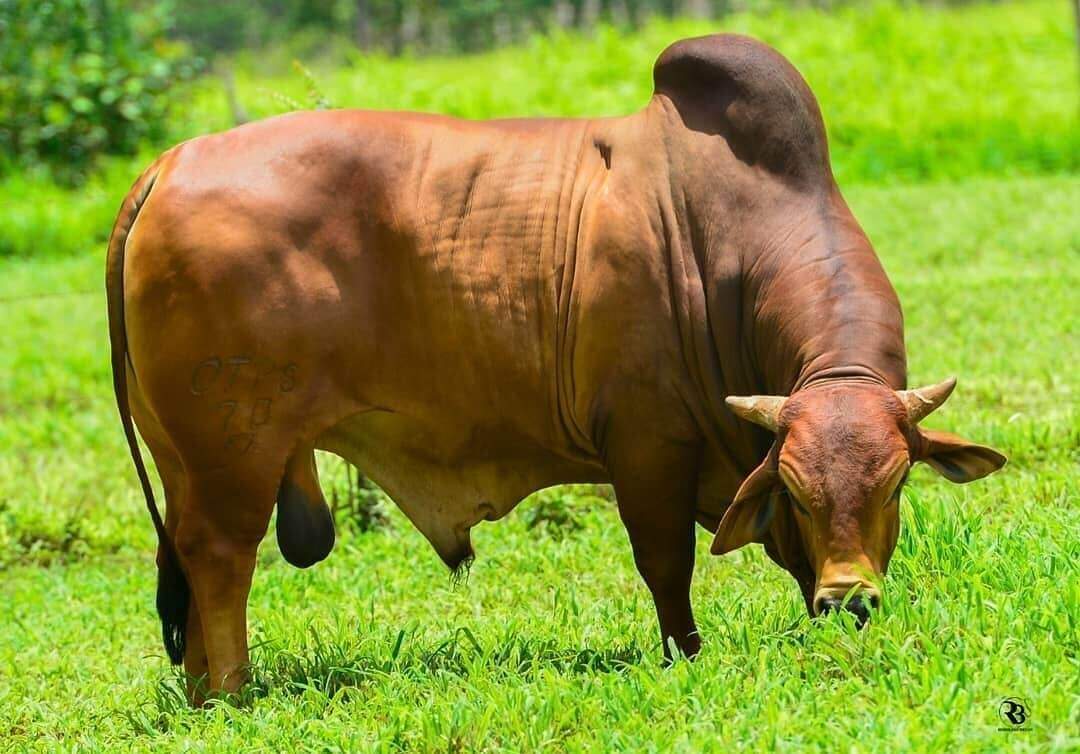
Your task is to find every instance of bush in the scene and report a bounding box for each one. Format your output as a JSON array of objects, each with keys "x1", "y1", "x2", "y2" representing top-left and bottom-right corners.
[
  {"x1": 322, "y1": 455, "x2": 391, "y2": 534},
  {"x1": 523, "y1": 487, "x2": 611, "y2": 539},
  {"x1": 0, "y1": 0, "x2": 197, "y2": 183},
  {"x1": 170, "y1": 0, "x2": 343, "y2": 58}
]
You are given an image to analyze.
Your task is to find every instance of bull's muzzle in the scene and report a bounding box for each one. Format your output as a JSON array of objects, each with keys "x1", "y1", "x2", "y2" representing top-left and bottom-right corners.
[{"x1": 813, "y1": 585, "x2": 881, "y2": 629}]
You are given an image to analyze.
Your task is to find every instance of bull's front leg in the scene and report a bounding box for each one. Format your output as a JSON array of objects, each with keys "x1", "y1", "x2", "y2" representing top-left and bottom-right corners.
[{"x1": 606, "y1": 431, "x2": 702, "y2": 662}]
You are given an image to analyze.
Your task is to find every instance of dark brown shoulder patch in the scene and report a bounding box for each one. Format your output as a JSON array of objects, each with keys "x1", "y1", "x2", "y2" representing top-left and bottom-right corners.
[{"x1": 653, "y1": 34, "x2": 830, "y2": 184}]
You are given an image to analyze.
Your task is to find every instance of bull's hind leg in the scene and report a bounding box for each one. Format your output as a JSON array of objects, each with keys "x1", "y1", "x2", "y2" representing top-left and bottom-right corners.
[
  {"x1": 162, "y1": 475, "x2": 212, "y2": 704},
  {"x1": 173, "y1": 469, "x2": 278, "y2": 696},
  {"x1": 128, "y1": 380, "x2": 210, "y2": 699},
  {"x1": 158, "y1": 464, "x2": 211, "y2": 702}
]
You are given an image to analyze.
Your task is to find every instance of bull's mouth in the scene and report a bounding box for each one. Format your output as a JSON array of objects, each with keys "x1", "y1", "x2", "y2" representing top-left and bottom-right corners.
[{"x1": 813, "y1": 583, "x2": 881, "y2": 628}]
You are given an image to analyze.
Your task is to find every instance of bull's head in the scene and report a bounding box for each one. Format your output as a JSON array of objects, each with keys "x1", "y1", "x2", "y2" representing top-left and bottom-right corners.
[{"x1": 713, "y1": 378, "x2": 1005, "y2": 626}]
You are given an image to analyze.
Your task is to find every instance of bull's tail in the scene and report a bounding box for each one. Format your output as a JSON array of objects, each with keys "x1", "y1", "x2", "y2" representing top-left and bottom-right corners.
[{"x1": 105, "y1": 153, "x2": 189, "y2": 665}]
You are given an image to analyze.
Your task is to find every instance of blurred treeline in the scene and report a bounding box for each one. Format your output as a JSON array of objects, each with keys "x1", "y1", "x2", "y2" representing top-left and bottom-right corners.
[
  {"x1": 174, "y1": 0, "x2": 1014, "y2": 57},
  {"x1": 2, "y1": 0, "x2": 1041, "y2": 179},
  {"x1": 1, "y1": 0, "x2": 1076, "y2": 191},
  {"x1": 1, "y1": 1, "x2": 193, "y2": 180}
]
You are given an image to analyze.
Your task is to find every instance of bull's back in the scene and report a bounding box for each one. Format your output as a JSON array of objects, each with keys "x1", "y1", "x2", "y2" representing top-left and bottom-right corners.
[{"x1": 123, "y1": 109, "x2": 599, "y2": 475}]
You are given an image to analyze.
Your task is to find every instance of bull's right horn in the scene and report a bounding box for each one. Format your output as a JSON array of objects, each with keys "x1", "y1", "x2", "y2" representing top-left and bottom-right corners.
[
  {"x1": 725, "y1": 395, "x2": 787, "y2": 433},
  {"x1": 897, "y1": 377, "x2": 957, "y2": 424}
]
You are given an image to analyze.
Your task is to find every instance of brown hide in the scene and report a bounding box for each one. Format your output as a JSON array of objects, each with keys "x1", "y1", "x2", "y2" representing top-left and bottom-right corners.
[{"x1": 108, "y1": 34, "x2": 991, "y2": 698}]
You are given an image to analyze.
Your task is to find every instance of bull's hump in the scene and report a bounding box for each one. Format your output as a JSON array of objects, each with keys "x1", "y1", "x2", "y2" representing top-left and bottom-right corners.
[{"x1": 652, "y1": 34, "x2": 830, "y2": 184}]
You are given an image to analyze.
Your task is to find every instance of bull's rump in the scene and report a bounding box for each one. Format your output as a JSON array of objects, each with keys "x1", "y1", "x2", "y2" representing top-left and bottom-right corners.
[{"x1": 121, "y1": 109, "x2": 609, "y2": 560}]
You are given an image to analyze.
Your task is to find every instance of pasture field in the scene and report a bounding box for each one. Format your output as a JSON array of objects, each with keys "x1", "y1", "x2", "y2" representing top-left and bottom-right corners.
[
  {"x1": 1, "y1": 0, "x2": 1078, "y2": 751},
  {"x1": 2, "y1": 176, "x2": 1077, "y2": 752}
]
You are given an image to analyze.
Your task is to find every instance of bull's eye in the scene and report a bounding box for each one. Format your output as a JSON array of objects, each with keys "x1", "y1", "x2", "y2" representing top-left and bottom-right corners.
[
  {"x1": 884, "y1": 471, "x2": 909, "y2": 507},
  {"x1": 786, "y1": 489, "x2": 810, "y2": 517}
]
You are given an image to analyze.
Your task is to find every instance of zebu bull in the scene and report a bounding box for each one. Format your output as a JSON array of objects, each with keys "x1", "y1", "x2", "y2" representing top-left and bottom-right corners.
[{"x1": 106, "y1": 34, "x2": 1005, "y2": 701}]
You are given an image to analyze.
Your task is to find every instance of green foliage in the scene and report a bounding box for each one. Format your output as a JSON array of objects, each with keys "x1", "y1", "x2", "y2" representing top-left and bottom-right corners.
[
  {"x1": 0, "y1": 496, "x2": 91, "y2": 568},
  {"x1": 0, "y1": 2, "x2": 1075, "y2": 746},
  {"x1": 0, "y1": 0, "x2": 197, "y2": 183},
  {"x1": 217, "y1": 0, "x2": 1072, "y2": 185},
  {"x1": 0, "y1": 174, "x2": 1076, "y2": 748},
  {"x1": 290, "y1": 59, "x2": 334, "y2": 110},
  {"x1": 0, "y1": 156, "x2": 140, "y2": 258},
  {"x1": 522, "y1": 487, "x2": 611, "y2": 538},
  {"x1": 0, "y1": 2, "x2": 1075, "y2": 748},
  {"x1": 165, "y1": 0, "x2": 1045, "y2": 57},
  {"x1": 5, "y1": 0, "x2": 1072, "y2": 257},
  {"x1": 169, "y1": 0, "x2": 342, "y2": 57},
  {"x1": 321, "y1": 455, "x2": 391, "y2": 534}
]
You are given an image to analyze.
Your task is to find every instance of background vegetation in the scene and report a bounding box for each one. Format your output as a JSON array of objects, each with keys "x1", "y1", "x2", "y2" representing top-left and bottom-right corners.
[
  {"x1": 0, "y1": 0, "x2": 1077, "y2": 750},
  {"x1": 0, "y1": 0, "x2": 197, "y2": 181},
  {"x1": 2, "y1": 1, "x2": 1076, "y2": 259}
]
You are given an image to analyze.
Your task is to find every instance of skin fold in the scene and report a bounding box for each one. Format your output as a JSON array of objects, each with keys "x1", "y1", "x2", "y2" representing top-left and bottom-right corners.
[{"x1": 105, "y1": 34, "x2": 1005, "y2": 703}]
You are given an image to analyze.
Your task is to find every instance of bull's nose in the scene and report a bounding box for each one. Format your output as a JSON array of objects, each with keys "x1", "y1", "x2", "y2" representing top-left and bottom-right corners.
[{"x1": 814, "y1": 592, "x2": 879, "y2": 629}]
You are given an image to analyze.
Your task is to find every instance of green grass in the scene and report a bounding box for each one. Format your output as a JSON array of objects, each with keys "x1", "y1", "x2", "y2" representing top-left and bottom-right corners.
[
  {"x1": 1, "y1": 0, "x2": 1076, "y2": 259},
  {"x1": 1, "y1": 174, "x2": 1076, "y2": 751},
  {"x1": 1, "y1": 0, "x2": 1078, "y2": 748}
]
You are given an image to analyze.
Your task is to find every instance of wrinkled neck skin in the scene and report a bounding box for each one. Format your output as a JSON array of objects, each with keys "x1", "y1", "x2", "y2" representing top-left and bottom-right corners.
[
  {"x1": 741, "y1": 186, "x2": 908, "y2": 395},
  {"x1": 645, "y1": 94, "x2": 907, "y2": 437}
]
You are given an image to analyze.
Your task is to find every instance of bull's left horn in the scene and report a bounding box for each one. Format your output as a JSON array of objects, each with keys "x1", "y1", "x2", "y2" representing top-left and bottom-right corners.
[
  {"x1": 725, "y1": 395, "x2": 787, "y2": 432},
  {"x1": 897, "y1": 377, "x2": 957, "y2": 423}
]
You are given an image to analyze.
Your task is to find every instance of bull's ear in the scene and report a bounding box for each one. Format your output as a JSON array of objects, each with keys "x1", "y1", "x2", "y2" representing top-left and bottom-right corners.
[
  {"x1": 710, "y1": 449, "x2": 780, "y2": 555},
  {"x1": 916, "y1": 428, "x2": 1007, "y2": 483}
]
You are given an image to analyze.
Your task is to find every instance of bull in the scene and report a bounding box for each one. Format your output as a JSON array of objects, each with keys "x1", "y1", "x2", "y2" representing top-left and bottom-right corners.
[{"x1": 106, "y1": 34, "x2": 1005, "y2": 701}]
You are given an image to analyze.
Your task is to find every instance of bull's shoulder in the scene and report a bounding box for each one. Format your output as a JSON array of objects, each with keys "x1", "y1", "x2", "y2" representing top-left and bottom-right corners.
[{"x1": 652, "y1": 34, "x2": 830, "y2": 184}]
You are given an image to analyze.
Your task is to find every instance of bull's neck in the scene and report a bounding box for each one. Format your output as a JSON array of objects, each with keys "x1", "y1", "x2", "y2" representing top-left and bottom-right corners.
[
  {"x1": 634, "y1": 96, "x2": 906, "y2": 465},
  {"x1": 654, "y1": 120, "x2": 908, "y2": 399},
  {"x1": 735, "y1": 186, "x2": 908, "y2": 395},
  {"x1": 626, "y1": 101, "x2": 907, "y2": 454}
]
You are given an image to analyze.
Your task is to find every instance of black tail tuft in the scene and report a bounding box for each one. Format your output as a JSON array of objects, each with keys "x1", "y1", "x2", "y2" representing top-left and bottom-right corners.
[{"x1": 156, "y1": 545, "x2": 190, "y2": 665}]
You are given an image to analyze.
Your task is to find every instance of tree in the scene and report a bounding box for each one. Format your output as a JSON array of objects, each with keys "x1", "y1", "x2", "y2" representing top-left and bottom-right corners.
[{"x1": 0, "y1": 0, "x2": 196, "y2": 182}]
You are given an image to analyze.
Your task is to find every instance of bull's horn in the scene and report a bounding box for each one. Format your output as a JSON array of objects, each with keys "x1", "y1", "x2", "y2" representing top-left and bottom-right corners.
[
  {"x1": 897, "y1": 377, "x2": 957, "y2": 423},
  {"x1": 725, "y1": 395, "x2": 786, "y2": 432}
]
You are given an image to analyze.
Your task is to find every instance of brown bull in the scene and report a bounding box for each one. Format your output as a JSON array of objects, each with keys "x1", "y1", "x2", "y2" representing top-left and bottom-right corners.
[{"x1": 106, "y1": 34, "x2": 1005, "y2": 700}]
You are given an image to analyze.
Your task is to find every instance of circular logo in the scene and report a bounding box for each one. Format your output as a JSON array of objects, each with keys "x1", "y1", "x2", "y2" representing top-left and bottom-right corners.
[{"x1": 998, "y1": 698, "x2": 1029, "y2": 728}]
